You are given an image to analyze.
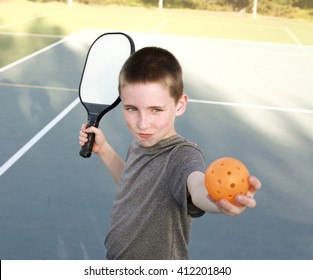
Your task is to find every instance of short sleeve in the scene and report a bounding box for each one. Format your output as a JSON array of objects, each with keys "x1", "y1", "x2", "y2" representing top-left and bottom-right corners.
[{"x1": 166, "y1": 143, "x2": 206, "y2": 218}]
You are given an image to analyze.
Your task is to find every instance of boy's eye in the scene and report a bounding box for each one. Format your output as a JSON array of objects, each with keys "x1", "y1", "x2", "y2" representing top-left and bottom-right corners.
[
  {"x1": 151, "y1": 107, "x2": 165, "y2": 113},
  {"x1": 125, "y1": 107, "x2": 137, "y2": 112}
]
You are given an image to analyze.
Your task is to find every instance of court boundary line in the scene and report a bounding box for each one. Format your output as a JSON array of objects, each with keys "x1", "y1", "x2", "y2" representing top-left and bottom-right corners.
[
  {"x1": 85, "y1": 28, "x2": 313, "y2": 49},
  {"x1": 284, "y1": 27, "x2": 313, "y2": 62},
  {"x1": 0, "y1": 98, "x2": 80, "y2": 177},
  {"x1": 0, "y1": 30, "x2": 81, "y2": 73},
  {"x1": 0, "y1": 82, "x2": 77, "y2": 92},
  {"x1": 2, "y1": 79, "x2": 312, "y2": 115},
  {"x1": 0, "y1": 31, "x2": 64, "y2": 39},
  {"x1": 284, "y1": 27, "x2": 302, "y2": 46},
  {"x1": 0, "y1": 30, "x2": 84, "y2": 177},
  {"x1": 151, "y1": 19, "x2": 168, "y2": 33},
  {"x1": 188, "y1": 99, "x2": 313, "y2": 114},
  {"x1": 2, "y1": 96, "x2": 311, "y2": 177}
]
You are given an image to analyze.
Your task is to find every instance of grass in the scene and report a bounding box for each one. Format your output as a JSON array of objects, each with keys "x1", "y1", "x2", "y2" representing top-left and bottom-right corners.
[{"x1": 0, "y1": 0, "x2": 313, "y2": 67}]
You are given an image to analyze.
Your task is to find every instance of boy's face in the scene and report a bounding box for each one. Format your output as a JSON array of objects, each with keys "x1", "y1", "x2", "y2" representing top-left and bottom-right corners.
[{"x1": 120, "y1": 82, "x2": 187, "y2": 148}]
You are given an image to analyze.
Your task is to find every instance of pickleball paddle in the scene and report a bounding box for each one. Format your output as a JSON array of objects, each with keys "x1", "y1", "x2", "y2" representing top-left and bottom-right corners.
[{"x1": 79, "y1": 32, "x2": 135, "y2": 158}]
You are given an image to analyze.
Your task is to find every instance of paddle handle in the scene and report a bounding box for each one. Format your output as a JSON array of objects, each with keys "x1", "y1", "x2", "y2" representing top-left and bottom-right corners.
[{"x1": 79, "y1": 115, "x2": 99, "y2": 158}]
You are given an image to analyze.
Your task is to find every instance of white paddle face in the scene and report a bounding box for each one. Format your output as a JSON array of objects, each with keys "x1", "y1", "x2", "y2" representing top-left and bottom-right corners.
[
  {"x1": 80, "y1": 33, "x2": 134, "y2": 105},
  {"x1": 79, "y1": 32, "x2": 135, "y2": 158}
]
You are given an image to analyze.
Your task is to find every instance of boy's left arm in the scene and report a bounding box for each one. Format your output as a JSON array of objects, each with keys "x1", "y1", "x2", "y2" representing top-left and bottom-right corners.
[{"x1": 187, "y1": 171, "x2": 261, "y2": 216}]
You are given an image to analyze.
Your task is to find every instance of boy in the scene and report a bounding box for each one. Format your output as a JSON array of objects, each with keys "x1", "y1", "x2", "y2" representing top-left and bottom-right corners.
[{"x1": 79, "y1": 47, "x2": 261, "y2": 259}]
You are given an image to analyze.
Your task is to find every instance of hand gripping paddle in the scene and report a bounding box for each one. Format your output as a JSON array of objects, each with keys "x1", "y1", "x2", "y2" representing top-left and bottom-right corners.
[{"x1": 79, "y1": 32, "x2": 135, "y2": 158}]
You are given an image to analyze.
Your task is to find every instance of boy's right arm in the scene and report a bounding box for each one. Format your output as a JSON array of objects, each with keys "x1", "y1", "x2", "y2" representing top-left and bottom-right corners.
[
  {"x1": 79, "y1": 124, "x2": 125, "y2": 184},
  {"x1": 187, "y1": 171, "x2": 261, "y2": 216}
]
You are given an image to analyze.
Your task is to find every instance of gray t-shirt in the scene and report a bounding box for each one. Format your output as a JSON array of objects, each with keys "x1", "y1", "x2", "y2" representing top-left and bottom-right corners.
[{"x1": 105, "y1": 135, "x2": 206, "y2": 260}]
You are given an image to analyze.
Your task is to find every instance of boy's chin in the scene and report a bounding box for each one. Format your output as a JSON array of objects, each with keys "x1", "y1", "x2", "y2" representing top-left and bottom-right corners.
[
  {"x1": 137, "y1": 139, "x2": 156, "y2": 148},
  {"x1": 135, "y1": 135, "x2": 160, "y2": 148}
]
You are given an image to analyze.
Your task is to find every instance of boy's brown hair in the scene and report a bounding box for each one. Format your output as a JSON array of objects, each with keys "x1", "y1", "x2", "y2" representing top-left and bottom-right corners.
[{"x1": 118, "y1": 47, "x2": 184, "y2": 104}]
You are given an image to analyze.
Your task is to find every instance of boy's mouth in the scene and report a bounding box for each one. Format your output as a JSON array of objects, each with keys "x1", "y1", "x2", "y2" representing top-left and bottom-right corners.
[{"x1": 138, "y1": 133, "x2": 153, "y2": 139}]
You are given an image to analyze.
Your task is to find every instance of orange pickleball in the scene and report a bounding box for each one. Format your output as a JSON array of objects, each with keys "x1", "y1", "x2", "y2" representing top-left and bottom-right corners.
[{"x1": 204, "y1": 157, "x2": 250, "y2": 203}]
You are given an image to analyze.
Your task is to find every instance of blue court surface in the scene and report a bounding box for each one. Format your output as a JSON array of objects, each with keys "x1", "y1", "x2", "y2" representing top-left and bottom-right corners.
[{"x1": 1, "y1": 29, "x2": 313, "y2": 259}]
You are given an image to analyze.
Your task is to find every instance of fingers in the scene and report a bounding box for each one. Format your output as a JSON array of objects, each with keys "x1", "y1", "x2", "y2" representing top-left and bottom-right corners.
[
  {"x1": 235, "y1": 194, "x2": 257, "y2": 208},
  {"x1": 79, "y1": 123, "x2": 105, "y2": 149},
  {"x1": 79, "y1": 128, "x2": 88, "y2": 146},
  {"x1": 236, "y1": 175, "x2": 261, "y2": 209},
  {"x1": 81, "y1": 123, "x2": 87, "y2": 130},
  {"x1": 86, "y1": 126, "x2": 101, "y2": 135},
  {"x1": 79, "y1": 124, "x2": 101, "y2": 136},
  {"x1": 249, "y1": 175, "x2": 262, "y2": 194},
  {"x1": 217, "y1": 197, "x2": 255, "y2": 217},
  {"x1": 216, "y1": 175, "x2": 262, "y2": 216},
  {"x1": 217, "y1": 199, "x2": 243, "y2": 217},
  {"x1": 79, "y1": 124, "x2": 96, "y2": 146}
]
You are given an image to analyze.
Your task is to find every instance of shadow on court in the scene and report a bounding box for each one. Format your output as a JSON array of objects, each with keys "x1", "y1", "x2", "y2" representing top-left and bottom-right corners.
[
  {"x1": 182, "y1": 75, "x2": 313, "y2": 260},
  {"x1": 0, "y1": 18, "x2": 63, "y2": 68}
]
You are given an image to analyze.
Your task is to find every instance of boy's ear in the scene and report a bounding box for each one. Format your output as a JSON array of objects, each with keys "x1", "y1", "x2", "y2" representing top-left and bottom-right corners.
[{"x1": 176, "y1": 94, "x2": 188, "y2": 116}]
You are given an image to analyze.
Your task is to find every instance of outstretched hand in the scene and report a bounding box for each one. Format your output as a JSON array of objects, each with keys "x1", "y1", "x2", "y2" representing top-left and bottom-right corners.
[{"x1": 209, "y1": 176, "x2": 261, "y2": 216}]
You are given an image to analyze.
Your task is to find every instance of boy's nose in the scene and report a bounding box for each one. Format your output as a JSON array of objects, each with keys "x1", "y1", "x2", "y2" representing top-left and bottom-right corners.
[{"x1": 137, "y1": 113, "x2": 149, "y2": 130}]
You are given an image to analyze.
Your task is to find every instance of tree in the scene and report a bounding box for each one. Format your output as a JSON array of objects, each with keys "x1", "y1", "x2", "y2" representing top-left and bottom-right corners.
[{"x1": 292, "y1": 0, "x2": 313, "y2": 9}]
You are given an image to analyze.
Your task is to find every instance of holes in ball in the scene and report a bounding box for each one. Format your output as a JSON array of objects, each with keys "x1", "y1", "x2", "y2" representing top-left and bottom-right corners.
[
  {"x1": 230, "y1": 183, "x2": 236, "y2": 188},
  {"x1": 217, "y1": 179, "x2": 222, "y2": 185},
  {"x1": 227, "y1": 171, "x2": 231, "y2": 175}
]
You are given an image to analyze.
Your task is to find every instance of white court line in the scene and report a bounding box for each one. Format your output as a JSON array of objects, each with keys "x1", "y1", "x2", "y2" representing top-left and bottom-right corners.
[
  {"x1": 0, "y1": 31, "x2": 80, "y2": 73},
  {"x1": 0, "y1": 31, "x2": 83, "y2": 176},
  {"x1": 188, "y1": 99, "x2": 313, "y2": 114},
  {"x1": 285, "y1": 27, "x2": 302, "y2": 46},
  {"x1": 1, "y1": 98, "x2": 312, "y2": 176},
  {"x1": 151, "y1": 19, "x2": 168, "y2": 33},
  {"x1": 2, "y1": 96, "x2": 311, "y2": 176},
  {"x1": 0, "y1": 82, "x2": 77, "y2": 92},
  {"x1": 284, "y1": 27, "x2": 313, "y2": 63},
  {"x1": 0, "y1": 98, "x2": 80, "y2": 177},
  {"x1": 0, "y1": 31, "x2": 64, "y2": 39}
]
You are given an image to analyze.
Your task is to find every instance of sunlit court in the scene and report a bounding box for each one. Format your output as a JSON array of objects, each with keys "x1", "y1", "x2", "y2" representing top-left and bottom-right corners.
[{"x1": 1, "y1": 0, "x2": 313, "y2": 261}]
